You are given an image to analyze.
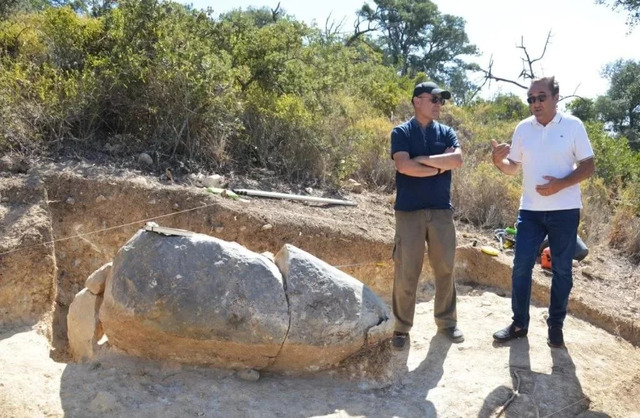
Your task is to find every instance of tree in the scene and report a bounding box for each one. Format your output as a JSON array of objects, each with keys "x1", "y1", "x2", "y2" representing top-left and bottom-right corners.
[
  {"x1": 595, "y1": 59, "x2": 640, "y2": 149},
  {"x1": 0, "y1": 0, "x2": 50, "y2": 18},
  {"x1": 356, "y1": 0, "x2": 437, "y2": 75},
  {"x1": 407, "y1": 13, "x2": 479, "y2": 102},
  {"x1": 353, "y1": 0, "x2": 478, "y2": 101},
  {"x1": 566, "y1": 98, "x2": 597, "y2": 122},
  {"x1": 214, "y1": 8, "x2": 310, "y2": 93},
  {"x1": 596, "y1": 0, "x2": 640, "y2": 28}
]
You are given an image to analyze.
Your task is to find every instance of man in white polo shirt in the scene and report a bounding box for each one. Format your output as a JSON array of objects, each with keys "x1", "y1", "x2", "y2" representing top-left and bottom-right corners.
[{"x1": 490, "y1": 76, "x2": 595, "y2": 348}]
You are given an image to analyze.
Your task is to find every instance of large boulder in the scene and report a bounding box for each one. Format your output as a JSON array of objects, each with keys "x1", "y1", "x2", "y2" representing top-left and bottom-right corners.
[
  {"x1": 100, "y1": 230, "x2": 289, "y2": 369},
  {"x1": 270, "y1": 244, "x2": 391, "y2": 372},
  {"x1": 97, "y1": 228, "x2": 392, "y2": 372}
]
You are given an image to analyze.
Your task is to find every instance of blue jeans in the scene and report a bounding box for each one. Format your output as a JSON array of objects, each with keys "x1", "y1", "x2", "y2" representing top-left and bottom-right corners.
[{"x1": 511, "y1": 209, "x2": 580, "y2": 329}]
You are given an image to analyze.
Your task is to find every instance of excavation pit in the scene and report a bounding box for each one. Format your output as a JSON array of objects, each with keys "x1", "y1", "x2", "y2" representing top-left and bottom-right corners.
[{"x1": 1, "y1": 166, "x2": 639, "y2": 417}]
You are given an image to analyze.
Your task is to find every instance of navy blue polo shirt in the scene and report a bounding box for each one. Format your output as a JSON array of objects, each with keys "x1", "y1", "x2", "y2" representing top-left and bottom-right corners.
[{"x1": 390, "y1": 117, "x2": 460, "y2": 211}]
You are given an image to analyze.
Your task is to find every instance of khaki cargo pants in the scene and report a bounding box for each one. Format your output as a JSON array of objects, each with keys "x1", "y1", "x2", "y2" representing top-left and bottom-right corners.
[{"x1": 393, "y1": 209, "x2": 457, "y2": 333}]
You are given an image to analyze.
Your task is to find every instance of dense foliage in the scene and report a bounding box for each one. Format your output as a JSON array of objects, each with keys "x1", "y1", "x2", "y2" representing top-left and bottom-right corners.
[{"x1": 0, "y1": 0, "x2": 638, "y2": 260}]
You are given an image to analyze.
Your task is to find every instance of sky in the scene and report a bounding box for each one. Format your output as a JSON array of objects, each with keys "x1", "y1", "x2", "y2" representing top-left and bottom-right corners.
[{"x1": 179, "y1": 0, "x2": 640, "y2": 101}]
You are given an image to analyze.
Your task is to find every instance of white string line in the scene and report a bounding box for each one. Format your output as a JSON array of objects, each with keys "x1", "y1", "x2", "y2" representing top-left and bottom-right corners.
[
  {"x1": 0, "y1": 202, "x2": 219, "y2": 256},
  {"x1": 0, "y1": 202, "x2": 397, "y2": 269},
  {"x1": 1, "y1": 198, "x2": 397, "y2": 271}
]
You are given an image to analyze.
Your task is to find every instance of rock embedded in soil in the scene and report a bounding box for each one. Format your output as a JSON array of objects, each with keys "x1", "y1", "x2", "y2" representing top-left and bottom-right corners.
[
  {"x1": 67, "y1": 288, "x2": 104, "y2": 362},
  {"x1": 97, "y1": 229, "x2": 391, "y2": 372}
]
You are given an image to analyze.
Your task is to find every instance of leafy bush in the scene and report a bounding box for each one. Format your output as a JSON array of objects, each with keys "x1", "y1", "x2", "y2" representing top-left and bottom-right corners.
[
  {"x1": 1, "y1": 1, "x2": 638, "y2": 262},
  {"x1": 453, "y1": 159, "x2": 521, "y2": 228}
]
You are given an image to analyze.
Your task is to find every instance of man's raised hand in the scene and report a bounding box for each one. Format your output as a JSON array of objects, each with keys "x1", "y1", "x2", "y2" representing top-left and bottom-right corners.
[{"x1": 491, "y1": 139, "x2": 510, "y2": 166}]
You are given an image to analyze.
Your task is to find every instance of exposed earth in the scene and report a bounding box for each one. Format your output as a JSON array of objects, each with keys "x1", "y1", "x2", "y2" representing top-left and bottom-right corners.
[{"x1": 0, "y1": 160, "x2": 639, "y2": 417}]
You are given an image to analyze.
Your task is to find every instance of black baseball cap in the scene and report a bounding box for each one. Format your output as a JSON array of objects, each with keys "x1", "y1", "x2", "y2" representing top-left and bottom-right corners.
[{"x1": 412, "y1": 82, "x2": 451, "y2": 99}]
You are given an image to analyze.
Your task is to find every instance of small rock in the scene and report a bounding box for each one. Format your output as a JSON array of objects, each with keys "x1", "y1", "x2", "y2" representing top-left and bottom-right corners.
[
  {"x1": 0, "y1": 155, "x2": 15, "y2": 172},
  {"x1": 95, "y1": 195, "x2": 107, "y2": 203},
  {"x1": 572, "y1": 260, "x2": 579, "y2": 267},
  {"x1": 86, "y1": 262, "x2": 112, "y2": 295},
  {"x1": 138, "y1": 153, "x2": 153, "y2": 166},
  {"x1": 239, "y1": 226, "x2": 247, "y2": 231},
  {"x1": 214, "y1": 227, "x2": 224, "y2": 233},
  {"x1": 262, "y1": 224, "x2": 273, "y2": 230},
  {"x1": 0, "y1": 155, "x2": 29, "y2": 173},
  {"x1": 68, "y1": 288, "x2": 104, "y2": 362},
  {"x1": 202, "y1": 174, "x2": 224, "y2": 188},
  {"x1": 344, "y1": 179, "x2": 364, "y2": 194},
  {"x1": 305, "y1": 187, "x2": 313, "y2": 194},
  {"x1": 66, "y1": 197, "x2": 75, "y2": 205},
  {"x1": 237, "y1": 369, "x2": 260, "y2": 382},
  {"x1": 582, "y1": 267, "x2": 603, "y2": 281},
  {"x1": 189, "y1": 173, "x2": 205, "y2": 187},
  {"x1": 165, "y1": 168, "x2": 174, "y2": 182}
]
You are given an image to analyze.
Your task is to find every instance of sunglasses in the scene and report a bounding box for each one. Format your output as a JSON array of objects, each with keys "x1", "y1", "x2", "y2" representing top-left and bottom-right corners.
[
  {"x1": 417, "y1": 95, "x2": 446, "y2": 105},
  {"x1": 526, "y1": 94, "x2": 547, "y2": 104}
]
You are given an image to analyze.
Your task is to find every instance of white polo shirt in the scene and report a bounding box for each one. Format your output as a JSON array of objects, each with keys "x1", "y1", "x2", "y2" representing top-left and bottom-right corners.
[{"x1": 508, "y1": 112, "x2": 594, "y2": 211}]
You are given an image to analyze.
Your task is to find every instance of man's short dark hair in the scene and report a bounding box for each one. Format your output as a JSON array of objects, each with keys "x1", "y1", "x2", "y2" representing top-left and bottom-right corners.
[{"x1": 532, "y1": 76, "x2": 559, "y2": 96}]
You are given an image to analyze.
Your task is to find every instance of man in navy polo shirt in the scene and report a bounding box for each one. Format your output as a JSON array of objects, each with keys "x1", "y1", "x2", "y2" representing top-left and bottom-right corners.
[{"x1": 390, "y1": 81, "x2": 464, "y2": 349}]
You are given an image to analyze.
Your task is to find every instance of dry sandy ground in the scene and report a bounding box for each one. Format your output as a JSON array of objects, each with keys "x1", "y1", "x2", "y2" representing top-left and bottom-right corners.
[{"x1": 1, "y1": 288, "x2": 639, "y2": 418}]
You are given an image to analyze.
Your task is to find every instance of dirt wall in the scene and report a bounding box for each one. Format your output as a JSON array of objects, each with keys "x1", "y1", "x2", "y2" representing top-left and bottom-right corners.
[
  {"x1": 0, "y1": 175, "x2": 56, "y2": 331},
  {"x1": 43, "y1": 172, "x2": 392, "y2": 352},
  {"x1": 0, "y1": 169, "x2": 637, "y2": 354}
]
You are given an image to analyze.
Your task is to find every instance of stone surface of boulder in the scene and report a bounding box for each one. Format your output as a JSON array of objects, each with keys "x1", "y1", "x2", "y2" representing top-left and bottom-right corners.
[
  {"x1": 270, "y1": 244, "x2": 391, "y2": 372},
  {"x1": 98, "y1": 229, "x2": 392, "y2": 372},
  {"x1": 100, "y1": 230, "x2": 289, "y2": 369}
]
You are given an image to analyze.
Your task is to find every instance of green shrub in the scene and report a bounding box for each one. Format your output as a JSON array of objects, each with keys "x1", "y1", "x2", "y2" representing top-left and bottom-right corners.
[
  {"x1": 1, "y1": 2, "x2": 638, "y2": 263},
  {"x1": 452, "y1": 159, "x2": 521, "y2": 228}
]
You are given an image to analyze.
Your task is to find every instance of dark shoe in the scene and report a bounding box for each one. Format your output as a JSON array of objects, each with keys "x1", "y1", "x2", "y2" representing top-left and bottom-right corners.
[
  {"x1": 547, "y1": 326, "x2": 565, "y2": 348},
  {"x1": 391, "y1": 331, "x2": 409, "y2": 349},
  {"x1": 493, "y1": 323, "x2": 528, "y2": 343},
  {"x1": 440, "y1": 326, "x2": 464, "y2": 343}
]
